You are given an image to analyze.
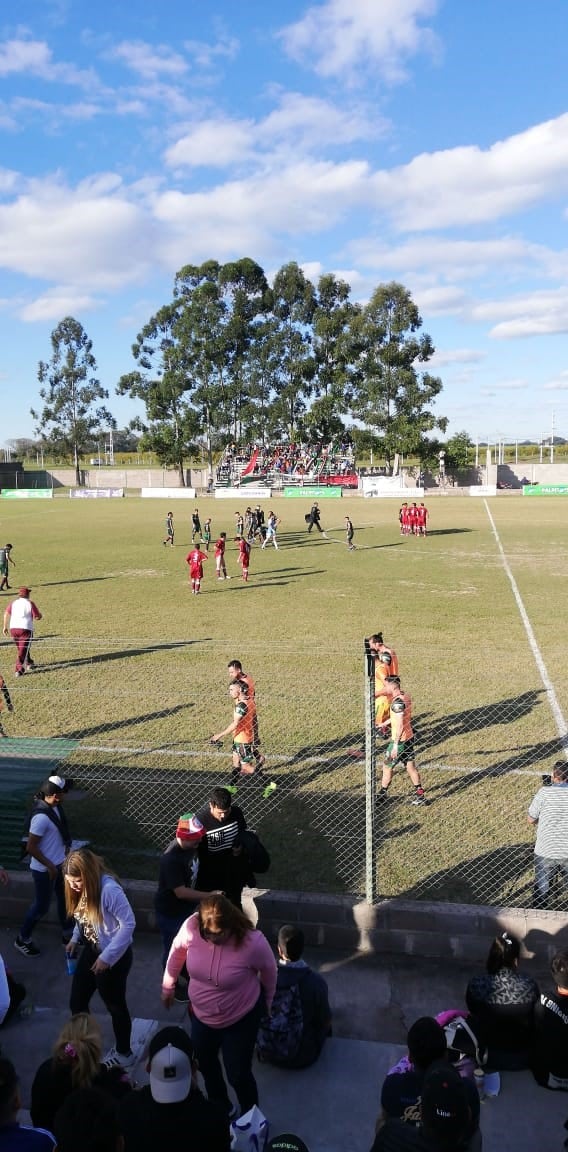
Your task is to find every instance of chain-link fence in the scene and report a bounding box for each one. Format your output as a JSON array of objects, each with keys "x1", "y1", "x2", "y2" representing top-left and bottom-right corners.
[{"x1": 1, "y1": 634, "x2": 567, "y2": 912}]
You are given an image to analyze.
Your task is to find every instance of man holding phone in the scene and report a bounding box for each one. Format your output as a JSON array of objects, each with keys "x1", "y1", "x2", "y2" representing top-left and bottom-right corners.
[{"x1": 528, "y1": 761, "x2": 568, "y2": 907}]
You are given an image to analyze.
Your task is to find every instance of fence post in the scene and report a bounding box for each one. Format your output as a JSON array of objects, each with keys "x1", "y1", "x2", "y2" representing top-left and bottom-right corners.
[{"x1": 364, "y1": 638, "x2": 377, "y2": 903}]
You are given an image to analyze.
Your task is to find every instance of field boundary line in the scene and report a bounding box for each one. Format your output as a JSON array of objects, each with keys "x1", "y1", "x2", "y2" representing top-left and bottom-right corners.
[{"x1": 484, "y1": 499, "x2": 568, "y2": 756}]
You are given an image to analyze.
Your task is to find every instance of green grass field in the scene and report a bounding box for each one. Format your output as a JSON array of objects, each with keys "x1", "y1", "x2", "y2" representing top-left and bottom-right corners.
[{"x1": 1, "y1": 493, "x2": 567, "y2": 907}]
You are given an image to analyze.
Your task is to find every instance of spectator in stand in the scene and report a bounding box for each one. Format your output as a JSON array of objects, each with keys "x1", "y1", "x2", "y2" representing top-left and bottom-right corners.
[
  {"x1": 161, "y1": 895, "x2": 276, "y2": 1119},
  {"x1": 465, "y1": 931, "x2": 539, "y2": 1092},
  {"x1": 262, "y1": 925, "x2": 331, "y2": 1069},
  {"x1": 154, "y1": 813, "x2": 218, "y2": 1000},
  {"x1": 53, "y1": 1088, "x2": 121, "y2": 1152},
  {"x1": 30, "y1": 1013, "x2": 133, "y2": 1133},
  {"x1": 532, "y1": 950, "x2": 568, "y2": 1089},
  {"x1": 0, "y1": 1058, "x2": 55, "y2": 1152},
  {"x1": 64, "y1": 849, "x2": 137, "y2": 1071},
  {"x1": 15, "y1": 776, "x2": 73, "y2": 958},
  {"x1": 376, "y1": 1017, "x2": 480, "y2": 1142},
  {"x1": 119, "y1": 1026, "x2": 230, "y2": 1152},
  {"x1": 3, "y1": 587, "x2": 42, "y2": 677},
  {"x1": 196, "y1": 787, "x2": 249, "y2": 909}
]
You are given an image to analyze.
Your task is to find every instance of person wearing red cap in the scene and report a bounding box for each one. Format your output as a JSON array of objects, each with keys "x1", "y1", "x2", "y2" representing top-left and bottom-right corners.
[
  {"x1": 2, "y1": 588, "x2": 42, "y2": 677},
  {"x1": 154, "y1": 814, "x2": 220, "y2": 999}
]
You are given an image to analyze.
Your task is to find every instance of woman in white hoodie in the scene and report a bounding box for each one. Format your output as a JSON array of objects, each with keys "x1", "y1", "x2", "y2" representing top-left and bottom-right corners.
[{"x1": 64, "y1": 849, "x2": 136, "y2": 1071}]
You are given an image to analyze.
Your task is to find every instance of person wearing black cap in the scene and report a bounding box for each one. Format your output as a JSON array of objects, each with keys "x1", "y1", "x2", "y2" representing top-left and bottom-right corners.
[
  {"x1": 14, "y1": 776, "x2": 73, "y2": 958},
  {"x1": 118, "y1": 1026, "x2": 230, "y2": 1152},
  {"x1": 372, "y1": 1061, "x2": 479, "y2": 1151},
  {"x1": 2, "y1": 587, "x2": 42, "y2": 676}
]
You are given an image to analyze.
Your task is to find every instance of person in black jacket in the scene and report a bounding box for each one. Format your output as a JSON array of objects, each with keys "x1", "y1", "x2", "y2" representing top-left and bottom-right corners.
[
  {"x1": 261, "y1": 925, "x2": 331, "y2": 1069},
  {"x1": 196, "y1": 788, "x2": 249, "y2": 910},
  {"x1": 465, "y1": 931, "x2": 539, "y2": 1075},
  {"x1": 306, "y1": 503, "x2": 325, "y2": 535},
  {"x1": 532, "y1": 950, "x2": 568, "y2": 1089},
  {"x1": 31, "y1": 1013, "x2": 132, "y2": 1133}
]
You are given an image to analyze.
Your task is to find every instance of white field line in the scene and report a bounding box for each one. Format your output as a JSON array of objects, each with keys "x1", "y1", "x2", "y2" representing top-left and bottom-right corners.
[
  {"x1": 484, "y1": 499, "x2": 568, "y2": 757},
  {"x1": 72, "y1": 741, "x2": 546, "y2": 779}
]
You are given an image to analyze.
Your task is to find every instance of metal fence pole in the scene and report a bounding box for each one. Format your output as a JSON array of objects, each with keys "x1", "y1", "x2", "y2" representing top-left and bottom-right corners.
[{"x1": 364, "y1": 638, "x2": 377, "y2": 903}]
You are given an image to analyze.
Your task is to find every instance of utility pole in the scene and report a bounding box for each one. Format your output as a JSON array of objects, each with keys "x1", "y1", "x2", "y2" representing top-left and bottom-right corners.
[{"x1": 551, "y1": 409, "x2": 555, "y2": 464}]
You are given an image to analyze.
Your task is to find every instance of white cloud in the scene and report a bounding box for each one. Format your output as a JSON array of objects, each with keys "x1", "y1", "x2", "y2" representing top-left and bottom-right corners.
[
  {"x1": 110, "y1": 40, "x2": 188, "y2": 79},
  {"x1": 0, "y1": 37, "x2": 99, "y2": 89},
  {"x1": 165, "y1": 92, "x2": 379, "y2": 170},
  {"x1": 413, "y1": 285, "x2": 469, "y2": 316},
  {"x1": 0, "y1": 174, "x2": 153, "y2": 290},
  {"x1": 544, "y1": 372, "x2": 568, "y2": 391},
  {"x1": 373, "y1": 113, "x2": 568, "y2": 230},
  {"x1": 350, "y1": 235, "x2": 538, "y2": 280},
  {"x1": 20, "y1": 287, "x2": 101, "y2": 322},
  {"x1": 280, "y1": 0, "x2": 439, "y2": 83},
  {"x1": 165, "y1": 117, "x2": 254, "y2": 168},
  {"x1": 183, "y1": 34, "x2": 239, "y2": 68},
  {"x1": 473, "y1": 288, "x2": 568, "y2": 339},
  {"x1": 428, "y1": 348, "x2": 485, "y2": 367}
]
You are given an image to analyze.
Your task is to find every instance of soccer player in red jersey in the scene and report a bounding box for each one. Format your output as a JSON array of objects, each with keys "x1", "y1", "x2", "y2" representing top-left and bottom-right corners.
[
  {"x1": 214, "y1": 533, "x2": 229, "y2": 580},
  {"x1": 376, "y1": 676, "x2": 426, "y2": 806},
  {"x1": 186, "y1": 545, "x2": 208, "y2": 594},
  {"x1": 235, "y1": 535, "x2": 251, "y2": 581},
  {"x1": 408, "y1": 502, "x2": 419, "y2": 535},
  {"x1": 416, "y1": 502, "x2": 429, "y2": 536}
]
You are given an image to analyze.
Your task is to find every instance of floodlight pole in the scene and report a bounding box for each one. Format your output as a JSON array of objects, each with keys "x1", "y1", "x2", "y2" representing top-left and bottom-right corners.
[{"x1": 364, "y1": 639, "x2": 377, "y2": 904}]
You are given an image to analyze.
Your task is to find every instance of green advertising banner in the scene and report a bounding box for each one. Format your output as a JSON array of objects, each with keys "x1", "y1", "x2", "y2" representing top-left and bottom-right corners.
[
  {"x1": 283, "y1": 486, "x2": 343, "y2": 498},
  {"x1": 522, "y1": 484, "x2": 568, "y2": 496},
  {"x1": 0, "y1": 489, "x2": 53, "y2": 499}
]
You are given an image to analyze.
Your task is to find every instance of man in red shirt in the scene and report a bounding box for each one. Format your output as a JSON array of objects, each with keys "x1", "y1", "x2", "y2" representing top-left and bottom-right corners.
[
  {"x1": 377, "y1": 676, "x2": 426, "y2": 806},
  {"x1": 416, "y1": 502, "x2": 429, "y2": 536},
  {"x1": 214, "y1": 533, "x2": 229, "y2": 581},
  {"x1": 235, "y1": 536, "x2": 251, "y2": 582},
  {"x1": 185, "y1": 546, "x2": 208, "y2": 595}
]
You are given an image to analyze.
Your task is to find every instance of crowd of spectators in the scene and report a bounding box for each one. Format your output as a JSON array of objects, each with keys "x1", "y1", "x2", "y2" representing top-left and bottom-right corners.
[{"x1": 216, "y1": 439, "x2": 355, "y2": 485}]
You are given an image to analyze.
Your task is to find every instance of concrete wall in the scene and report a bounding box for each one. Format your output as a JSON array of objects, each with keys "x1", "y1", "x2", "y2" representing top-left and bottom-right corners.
[
  {"x1": 498, "y1": 462, "x2": 568, "y2": 488},
  {"x1": 2, "y1": 873, "x2": 566, "y2": 967},
  {"x1": 34, "y1": 468, "x2": 210, "y2": 490}
]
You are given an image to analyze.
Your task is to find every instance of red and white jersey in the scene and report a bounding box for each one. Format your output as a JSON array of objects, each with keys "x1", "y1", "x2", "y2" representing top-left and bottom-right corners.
[{"x1": 187, "y1": 548, "x2": 208, "y2": 576}]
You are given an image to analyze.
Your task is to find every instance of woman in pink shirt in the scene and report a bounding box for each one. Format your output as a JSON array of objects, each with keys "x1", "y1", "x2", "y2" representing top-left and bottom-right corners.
[{"x1": 162, "y1": 894, "x2": 276, "y2": 1118}]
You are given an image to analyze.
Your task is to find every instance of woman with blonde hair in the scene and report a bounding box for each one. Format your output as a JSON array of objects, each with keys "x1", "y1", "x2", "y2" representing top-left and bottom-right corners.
[
  {"x1": 30, "y1": 1013, "x2": 132, "y2": 1132},
  {"x1": 63, "y1": 848, "x2": 136, "y2": 1071},
  {"x1": 162, "y1": 893, "x2": 276, "y2": 1119}
]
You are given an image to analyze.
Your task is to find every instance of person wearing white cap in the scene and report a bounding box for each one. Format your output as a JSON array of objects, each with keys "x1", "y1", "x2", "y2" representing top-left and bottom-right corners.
[
  {"x1": 14, "y1": 777, "x2": 73, "y2": 958},
  {"x1": 118, "y1": 1026, "x2": 230, "y2": 1152}
]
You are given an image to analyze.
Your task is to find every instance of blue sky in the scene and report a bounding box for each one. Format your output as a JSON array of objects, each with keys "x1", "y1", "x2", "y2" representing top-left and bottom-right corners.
[{"x1": 2, "y1": 0, "x2": 568, "y2": 447}]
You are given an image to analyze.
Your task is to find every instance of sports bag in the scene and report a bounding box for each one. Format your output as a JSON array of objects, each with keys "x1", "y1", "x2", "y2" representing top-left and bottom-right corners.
[
  {"x1": 443, "y1": 1014, "x2": 487, "y2": 1068},
  {"x1": 256, "y1": 982, "x2": 304, "y2": 1065}
]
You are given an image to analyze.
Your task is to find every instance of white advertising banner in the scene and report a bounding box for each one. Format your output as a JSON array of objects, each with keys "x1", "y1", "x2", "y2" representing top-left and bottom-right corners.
[
  {"x1": 362, "y1": 475, "x2": 424, "y2": 499},
  {"x1": 469, "y1": 485, "x2": 497, "y2": 496},
  {"x1": 215, "y1": 487, "x2": 270, "y2": 500},
  {"x1": 141, "y1": 487, "x2": 196, "y2": 498}
]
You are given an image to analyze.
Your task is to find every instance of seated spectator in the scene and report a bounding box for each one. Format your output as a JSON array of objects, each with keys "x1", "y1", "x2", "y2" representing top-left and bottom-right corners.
[
  {"x1": 377, "y1": 1017, "x2": 479, "y2": 1141},
  {"x1": 119, "y1": 1025, "x2": 229, "y2": 1152},
  {"x1": 30, "y1": 1013, "x2": 132, "y2": 1133},
  {"x1": 465, "y1": 931, "x2": 539, "y2": 1073},
  {"x1": 532, "y1": 950, "x2": 568, "y2": 1089},
  {"x1": 371, "y1": 1062, "x2": 479, "y2": 1152},
  {"x1": 267, "y1": 1138, "x2": 309, "y2": 1152},
  {"x1": 0, "y1": 1057, "x2": 54, "y2": 1152},
  {"x1": 53, "y1": 1088, "x2": 121, "y2": 1152},
  {"x1": 257, "y1": 925, "x2": 331, "y2": 1069}
]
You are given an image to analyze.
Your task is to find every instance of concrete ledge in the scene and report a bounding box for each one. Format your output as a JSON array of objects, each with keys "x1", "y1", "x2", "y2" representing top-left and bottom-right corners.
[{"x1": 3, "y1": 874, "x2": 567, "y2": 966}]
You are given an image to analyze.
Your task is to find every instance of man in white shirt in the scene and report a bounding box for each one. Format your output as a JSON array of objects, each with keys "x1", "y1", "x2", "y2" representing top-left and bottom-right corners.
[{"x1": 2, "y1": 587, "x2": 42, "y2": 677}]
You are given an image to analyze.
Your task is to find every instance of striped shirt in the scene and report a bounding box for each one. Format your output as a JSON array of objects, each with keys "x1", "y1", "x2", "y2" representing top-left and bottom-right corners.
[{"x1": 528, "y1": 784, "x2": 568, "y2": 859}]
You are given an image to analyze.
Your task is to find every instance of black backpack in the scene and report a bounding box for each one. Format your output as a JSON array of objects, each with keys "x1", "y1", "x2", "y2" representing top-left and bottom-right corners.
[{"x1": 240, "y1": 829, "x2": 270, "y2": 874}]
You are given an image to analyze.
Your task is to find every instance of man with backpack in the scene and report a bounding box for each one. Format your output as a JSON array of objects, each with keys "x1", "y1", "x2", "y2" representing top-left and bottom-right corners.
[
  {"x1": 14, "y1": 776, "x2": 73, "y2": 957},
  {"x1": 256, "y1": 925, "x2": 331, "y2": 1069}
]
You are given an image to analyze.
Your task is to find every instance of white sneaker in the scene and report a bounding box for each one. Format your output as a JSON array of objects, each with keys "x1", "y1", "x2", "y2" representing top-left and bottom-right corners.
[{"x1": 102, "y1": 1046, "x2": 136, "y2": 1070}]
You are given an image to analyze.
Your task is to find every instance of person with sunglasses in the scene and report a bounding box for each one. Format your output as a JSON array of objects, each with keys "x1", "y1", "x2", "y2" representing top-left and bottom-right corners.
[{"x1": 161, "y1": 894, "x2": 276, "y2": 1120}]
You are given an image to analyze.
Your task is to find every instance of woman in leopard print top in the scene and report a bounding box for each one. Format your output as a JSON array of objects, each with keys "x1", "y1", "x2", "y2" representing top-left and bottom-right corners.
[{"x1": 466, "y1": 932, "x2": 539, "y2": 1070}]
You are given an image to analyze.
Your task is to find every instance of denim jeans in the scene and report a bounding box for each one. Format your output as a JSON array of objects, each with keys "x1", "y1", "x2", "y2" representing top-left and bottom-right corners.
[
  {"x1": 534, "y1": 855, "x2": 568, "y2": 907},
  {"x1": 20, "y1": 867, "x2": 70, "y2": 940},
  {"x1": 190, "y1": 994, "x2": 263, "y2": 1115},
  {"x1": 70, "y1": 942, "x2": 133, "y2": 1055}
]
